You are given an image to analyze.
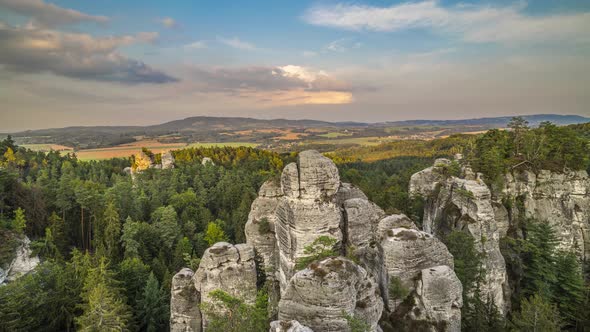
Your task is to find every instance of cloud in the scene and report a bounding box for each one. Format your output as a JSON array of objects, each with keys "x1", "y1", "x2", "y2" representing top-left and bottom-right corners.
[
  {"x1": 302, "y1": 50, "x2": 317, "y2": 57},
  {"x1": 157, "y1": 17, "x2": 177, "y2": 29},
  {"x1": 184, "y1": 41, "x2": 207, "y2": 49},
  {"x1": 0, "y1": 0, "x2": 108, "y2": 27},
  {"x1": 0, "y1": 23, "x2": 177, "y2": 84},
  {"x1": 184, "y1": 64, "x2": 352, "y2": 105},
  {"x1": 325, "y1": 38, "x2": 361, "y2": 52},
  {"x1": 217, "y1": 36, "x2": 257, "y2": 50},
  {"x1": 303, "y1": 1, "x2": 590, "y2": 43}
]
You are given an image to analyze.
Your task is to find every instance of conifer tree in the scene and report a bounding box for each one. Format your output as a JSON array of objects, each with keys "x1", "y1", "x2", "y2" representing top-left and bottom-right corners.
[{"x1": 138, "y1": 273, "x2": 169, "y2": 332}]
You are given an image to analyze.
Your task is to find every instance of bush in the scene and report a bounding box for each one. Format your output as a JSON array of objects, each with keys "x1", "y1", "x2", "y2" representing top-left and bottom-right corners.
[{"x1": 295, "y1": 236, "x2": 338, "y2": 271}]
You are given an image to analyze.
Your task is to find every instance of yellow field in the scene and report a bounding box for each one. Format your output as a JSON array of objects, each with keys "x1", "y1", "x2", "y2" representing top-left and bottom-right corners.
[{"x1": 73, "y1": 141, "x2": 259, "y2": 161}]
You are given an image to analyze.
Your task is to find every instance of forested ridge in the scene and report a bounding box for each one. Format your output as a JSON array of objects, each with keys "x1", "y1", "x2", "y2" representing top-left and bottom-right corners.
[{"x1": 0, "y1": 118, "x2": 589, "y2": 331}]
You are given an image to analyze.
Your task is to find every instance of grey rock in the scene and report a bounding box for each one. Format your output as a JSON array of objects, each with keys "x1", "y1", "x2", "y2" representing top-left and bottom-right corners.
[
  {"x1": 423, "y1": 175, "x2": 509, "y2": 313},
  {"x1": 2, "y1": 236, "x2": 40, "y2": 284},
  {"x1": 201, "y1": 157, "x2": 214, "y2": 166},
  {"x1": 334, "y1": 182, "x2": 367, "y2": 205},
  {"x1": 275, "y1": 198, "x2": 342, "y2": 292},
  {"x1": 162, "y1": 151, "x2": 175, "y2": 169},
  {"x1": 398, "y1": 265, "x2": 463, "y2": 332},
  {"x1": 170, "y1": 268, "x2": 201, "y2": 332},
  {"x1": 343, "y1": 198, "x2": 385, "y2": 248},
  {"x1": 297, "y1": 150, "x2": 340, "y2": 200},
  {"x1": 270, "y1": 320, "x2": 314, "y2": 332},
  {"x1": 193, "y1": 242, "x2": 257, "y2": 329},
  {"x1": 380, "y1": 228, "x2": 454, "y2": 311},
  {"x1": 378, "y1": 214, "x2": 419, "y2": 236},
  {"x1": 278, "y1": 257, "x2": 383, "y2": 332},
  {"x1": 503, "y1": 170, "x2": 590, "y2": 261}
]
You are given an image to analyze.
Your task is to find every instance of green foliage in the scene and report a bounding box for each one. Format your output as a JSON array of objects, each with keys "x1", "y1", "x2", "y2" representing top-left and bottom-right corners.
[
  {"x1": 444, "y1": 231, "x2": 483, "y2": 295},
  {"x1": 102, "y1": 201, "x2": 121, "y2": 262},
  {"x1": 511, "y1": 294, "x2": 562, "y2": 332},
  {"x1": 200, "y1": 289, "x2": 268, "y2": 332},
  {"x1": 342, "y1": 311, "x2": 371, "y2": 332},
  {"x1": 388, "y1": 276, "x2": 410, "y2": 306},
  {"x1": 295, "y1": 236, "x2": 338, "y2": 270},
  {"x1": 257, "y1": 217, "x2": 271, "y2": 235},
  {"x1": 76, "y1": 258, "x2": 132, "y2": 332},
  {"x1": 12, "y1": 207, "x2": 26, "y2": 234},
  {"x1": 553, "y1": 252, "x2": 586, "y2": 328},
  {"x1": 204, "y1": 220, "x2": 228, "y2": 246},
  {"x1": 137, "y1": 273, "x2": 169, "y2": 332}
]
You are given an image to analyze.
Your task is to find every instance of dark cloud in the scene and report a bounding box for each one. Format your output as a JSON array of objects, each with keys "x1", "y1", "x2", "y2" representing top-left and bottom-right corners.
[
  {"x1": 0, "y1": 24, "x2": 177, "y2": 84},
  {"x1": 0, "y1": 0, "x2": 108, "y2": 27}
]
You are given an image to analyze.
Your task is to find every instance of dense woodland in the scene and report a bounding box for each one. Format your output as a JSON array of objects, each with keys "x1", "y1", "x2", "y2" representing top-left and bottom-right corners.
[{"x1": 0, "y1": 118, "x2": 589, "y2": 331}]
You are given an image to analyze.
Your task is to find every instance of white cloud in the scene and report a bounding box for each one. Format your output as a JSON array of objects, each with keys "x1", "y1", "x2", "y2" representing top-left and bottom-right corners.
[
  {"x1": 325, "y1": 38, "x2": 361, "y2": 52},
  {"x1": 217, "y1": 36, "x2": 256, "y2": 50},
  {"x1": 0, "y1": 0, "x2": 108, "y2": 27},
  {"x1": 304, "y1": 0, "x2": 590, "y2": 44},
  {"x1": 184, "y1": 41, "x2": 207, "y2": 49},
  {"x1": 157, "y1": 17, "x2": 177, "y2": 28}
]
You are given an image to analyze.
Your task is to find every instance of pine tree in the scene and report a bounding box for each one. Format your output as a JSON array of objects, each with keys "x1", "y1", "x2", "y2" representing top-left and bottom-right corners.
[
  {"x1": 12, "y1": 207, "x2": 26, "y2": 234},
  {"x1": 76, "y1": 258, "x2": 132, "y2": 332},
  {"x1": 553, "y1": 251, "x2": 586, "y2": 328},
  {"x1": 511, "y1": 294, "x2": 561, "y2": 332},
  {"x1": 48, "y1": 211, "x2": 68, "y2": 256},
  {"x1": 204, "y1": 221, "x2": 228, "y2": 246},
  {"x1": 103, "y1": 201, "x2": 121, "y2": 262},
  {"x1": 137, "y1": 273, "x2": 169, "y2": 332},
  {"x1": 522, "y1": 221, "x2": 558, "y2": 299}
]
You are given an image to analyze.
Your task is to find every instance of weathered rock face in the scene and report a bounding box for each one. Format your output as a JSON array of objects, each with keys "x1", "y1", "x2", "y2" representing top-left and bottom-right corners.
[
  {"x1": 162, "y1": 151, "x2": 175, "y2": 169},
  {"x1": 270, "y1": 320, "x2": 314, "y2": 332},
  {"x1": 409, "y1": 158, "x2": 451, "y2": 197},
  {"x1": 170, "y1": 268, "x2": 201, "y2": 332},
  {"x1": 380, "y1": 228, "x2": 454, "y2": 311},
  {"x1": 193, "y1": 242, "x2": 258, "y2": 328},
  {"x1": 392, "y1": 265, "x2": 463, "y2": 332},
  {"x1": 245, "y1": 179, "x2": 283, "y2": 277},
  {"x1": 410, "y1": 159, "x2": 509, "y2": 314},
  {"x1": 279, "y1": 257, "x2": 383, "y2": 332},
  {"x1": 173, "y1": 150, "x2": 469, "y2": 331},
  {"x1": 1, "y1": 236, "x2": 40, "y2": 285},
  {"x1": 503, "y1": 170, "x2": 590, "y2": 261}
]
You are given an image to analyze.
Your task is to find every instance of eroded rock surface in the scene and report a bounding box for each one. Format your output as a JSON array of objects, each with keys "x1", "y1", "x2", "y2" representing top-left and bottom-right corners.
[
  {"x1": 410, "y1": 159, "x2": 509, "y2": 313},
  {"x1": 392, "y1": 265, "x2": 463, "y2": 332},
  {"x1": 270, "y1": 320, "x2": 314, "y2": 332},
  {"x1": 503, "y1": 170, "x2": 590, "y2": 261},
  {"x1": 170, "y1": 268, "x2": 201, "y2": 332},
  {"x1": 278, "y1": 257, "x2": 383, "y2": 332},
  {"x1": 193, "y1": 242, "x2": 257, "y2": 328},
  {"x1": 1, "y1": 236, "x2": 40, "y2": 285}
]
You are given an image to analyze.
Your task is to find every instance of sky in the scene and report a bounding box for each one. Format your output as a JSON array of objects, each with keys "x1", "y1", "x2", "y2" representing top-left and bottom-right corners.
[{"x1": 0, "y1": 0, "x2": 589, "y2": 131}]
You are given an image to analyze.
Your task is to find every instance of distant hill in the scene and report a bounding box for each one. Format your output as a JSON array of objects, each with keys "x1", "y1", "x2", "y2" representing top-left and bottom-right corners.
[
  {"x1": 378, "y1": 114, "x2": 590, "y2": 127},
  {"x1": 4, "y1": 114, "x2": 588, "y2": 149}
]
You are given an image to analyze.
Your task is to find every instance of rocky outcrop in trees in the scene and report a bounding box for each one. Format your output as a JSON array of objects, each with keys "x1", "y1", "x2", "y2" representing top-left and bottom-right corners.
[
  {"x1": 172, "y1": 150, "x2": 464, "y2": 331},
  {"x1": 410, "y1": 158, "x2": 509, "y2": 314}
]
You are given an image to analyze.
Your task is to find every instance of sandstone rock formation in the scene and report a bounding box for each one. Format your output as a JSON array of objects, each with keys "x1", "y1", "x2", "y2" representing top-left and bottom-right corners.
[
  {"x1": 410, "y1": 158, "x2": 509, "y2": 313},
  {"x1": 170, "y1": 268, "x2": 201, "y2": 332},
  {"x1": 173, "y1": 150, "x2": 467, "y2": 331},
  {"x1": 380, "y1": 227, "x2": 454, "y2": 310},
  {"x1": 0, "y1": 236, "x2": 40, "y2": 285},
  {"x1": 269, "y1": 320, "x2": 314, "y2": 332},
  {"x1": 503, "y1": 170, "x2": 590, "y2": 261},
  {"x1": 193, "y1": 242, "x2": 258, "y2": 329},
  {"x1": 278, "y1": 257, "x2": 383, "y2": 332},
  {"x1": 162, "y1": 151, "x2": 175, "y2": 169},
  {"x1": 392, "y1": 265, "x2": 462, "y2": 332}
]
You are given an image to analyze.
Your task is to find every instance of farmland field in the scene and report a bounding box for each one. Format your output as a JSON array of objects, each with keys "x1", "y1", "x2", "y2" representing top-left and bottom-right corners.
[{"x1": 75, "y1": 141, "x2": 259, "y2": 160}]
